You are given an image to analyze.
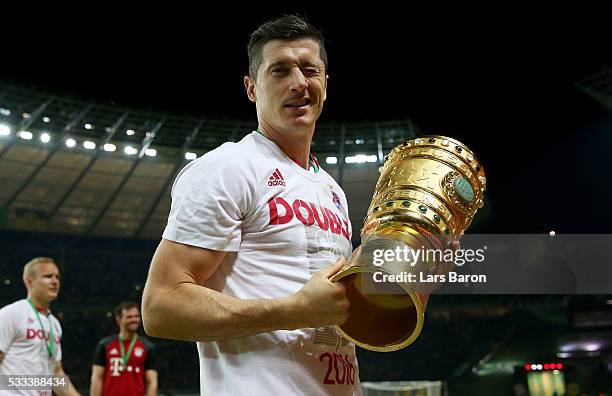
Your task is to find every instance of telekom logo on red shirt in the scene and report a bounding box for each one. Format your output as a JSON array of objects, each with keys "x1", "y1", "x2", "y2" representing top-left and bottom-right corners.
[{"x1": 267, "y1": 197, "x2": 350, "y2": 242}]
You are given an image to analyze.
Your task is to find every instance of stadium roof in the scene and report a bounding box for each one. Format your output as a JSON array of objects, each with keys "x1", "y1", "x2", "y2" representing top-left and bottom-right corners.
[{"x1": 0, "y1": 82, "x2": 419, "y2": 239}]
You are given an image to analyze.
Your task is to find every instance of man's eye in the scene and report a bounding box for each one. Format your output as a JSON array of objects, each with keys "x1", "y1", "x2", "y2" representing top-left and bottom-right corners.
[{"x1": 272, "y1": 68, "x2": 287, "y2": 74}]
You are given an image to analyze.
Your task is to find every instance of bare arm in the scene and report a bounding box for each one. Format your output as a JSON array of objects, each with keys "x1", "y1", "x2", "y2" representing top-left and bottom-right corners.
[
  {"x1": 0, "y1": 351, "x2": 4, "y2": 365},
  {"x1": 54, "y1": 361, "x2": 80, "y2": 396},
  {"x1": 142, "y1": 239, "x2": 349, "y2": 342},
  {"x1": 90, "y1": 365, "x2": 105, "y2": 396},
  {"x1": 145, "y1": 370, "x2": 158, "y2": 396}
]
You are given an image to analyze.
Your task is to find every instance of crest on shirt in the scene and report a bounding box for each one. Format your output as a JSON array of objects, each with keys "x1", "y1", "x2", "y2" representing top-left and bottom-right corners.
[
  {"x1": 134, "y1": 347, "x2": 144, "y2": 358},
  {"x1": 331, "y1": 191, "x2": 343, "y2": 211},
  {"x1": 109, "y1": 348, "x2": 119, "y2": 356}
]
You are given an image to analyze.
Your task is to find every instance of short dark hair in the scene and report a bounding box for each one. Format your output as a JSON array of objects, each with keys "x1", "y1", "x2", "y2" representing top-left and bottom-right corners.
[
  {"x1": 115, "y1": 301, "x2": 139, "y2": 319},
  {"x1": 248, "y1": 14, "x2": 327, "y2": 79}
]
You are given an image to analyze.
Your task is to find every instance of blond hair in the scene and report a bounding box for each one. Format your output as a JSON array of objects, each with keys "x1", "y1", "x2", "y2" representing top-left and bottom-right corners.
[{"x1": 22, "y1": 257, "x2": 57, "y2": 285}]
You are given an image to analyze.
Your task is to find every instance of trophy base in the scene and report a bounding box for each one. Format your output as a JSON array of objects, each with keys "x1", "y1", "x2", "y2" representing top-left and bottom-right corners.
[{"x1": 333, "y1": 269, "x2": 425, "y2": 352}]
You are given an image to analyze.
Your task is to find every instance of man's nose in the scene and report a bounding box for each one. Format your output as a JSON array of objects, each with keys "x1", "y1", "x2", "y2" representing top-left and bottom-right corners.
[{"x1": 289, "y1": 69, "x2": 308, "y2": 91}]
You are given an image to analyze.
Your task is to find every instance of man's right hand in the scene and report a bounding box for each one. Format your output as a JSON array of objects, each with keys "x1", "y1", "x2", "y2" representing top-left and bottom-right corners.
[{"x1": 290, "y1": 257, "x2": 351, "y2": 328}]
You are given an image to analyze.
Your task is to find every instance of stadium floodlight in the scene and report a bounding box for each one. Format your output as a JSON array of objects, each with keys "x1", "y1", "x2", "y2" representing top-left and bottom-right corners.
[
  {"x1": 345, "y1": 154, "x2": 378, "y2": 164},
  {"x1": 83, "y1": 141, "x2": 96, "y2": 150},
  {"x1": 66, "y1": 138, "x2": 76, "y2": 148},
  {"x1": 185, "y1": 152, "x2": 197, "y2": 160},
  {"x1": 40, "y1": 133, "x2": 51, "y2": 143},
  {"x1": 355, "y1": 138, "x2": 365, "y2": 144},
  {"x1": 18, "y1": 130, "x2": 33, "y2": 140},
  {"x1": 326, "y1": 156, "x2": 338, "y2": 164},
  {"x1": 103, "y1": 143, "x2": 116, "y2": 152},
  {"x1": 22, "y1": 113, "x2": 31, "y2": 119},
  {"x1": 126, "y1": 129, "x2": 135, "y2": 135},
  {"x1": 42, "y1": 117, "x2": 51, "y2": 123},
  {"x1": 0, "y1": 124, "x2": 10, "y2": 136},
  {"x1": 84, "y1": 123, "x2": 93, "y2": 130},
  {"x1": 124, "y1": 146, "x2": 137, "y2": 155},
  {"x1": 0, "y1": 108, "x2": 10, "y2": 116},
  {"x1": 145, "y1": 148, "x2": 157, "y2": 157}
]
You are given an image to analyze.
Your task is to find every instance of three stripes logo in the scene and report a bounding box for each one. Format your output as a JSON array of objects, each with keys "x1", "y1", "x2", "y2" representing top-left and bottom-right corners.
[{"x1": 268, "y1": 168, "x2": 286, "y2": 187}]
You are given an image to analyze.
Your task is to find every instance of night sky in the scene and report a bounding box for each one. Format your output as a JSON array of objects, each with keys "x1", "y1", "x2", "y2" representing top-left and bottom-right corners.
[{"x1": 1, "y1": 7, "x2": 610, "y2": 233}]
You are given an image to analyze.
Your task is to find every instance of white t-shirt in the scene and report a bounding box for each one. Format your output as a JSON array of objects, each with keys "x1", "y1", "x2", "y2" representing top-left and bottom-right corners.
[
  {"x1": 163, "y1": 131, "x2": 362, "y2": 395},
  {"x1": 0, "y1": 299, "x2": 63, "y2": 396}
]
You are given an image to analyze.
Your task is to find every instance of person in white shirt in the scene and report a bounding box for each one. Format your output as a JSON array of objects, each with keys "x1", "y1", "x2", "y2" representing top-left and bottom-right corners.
[
  {"x1": 142, "y1": 14, "x2": 362, "y2": 395},
  {"x1": 0, "y1": 257, "x2": 80, "y2": 396}
]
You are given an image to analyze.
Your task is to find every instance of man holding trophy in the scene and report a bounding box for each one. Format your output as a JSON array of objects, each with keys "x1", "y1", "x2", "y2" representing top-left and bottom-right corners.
[{"x1": 141, "y1": 14, "x2": 486, "y2": 395}]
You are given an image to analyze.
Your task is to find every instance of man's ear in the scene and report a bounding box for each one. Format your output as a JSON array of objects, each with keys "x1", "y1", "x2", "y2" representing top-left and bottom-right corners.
[
  {"x1": 323, "y1": 74, "x2": 329, "y2": 102},
  {"x1": 244, "y1": 75, "x2": 257, "y2": 102}
]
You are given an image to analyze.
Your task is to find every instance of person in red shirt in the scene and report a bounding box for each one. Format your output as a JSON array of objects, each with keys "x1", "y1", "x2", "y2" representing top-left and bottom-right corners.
[{"x1": 91, "y1": 302, "x2": 157, "y2": 396}]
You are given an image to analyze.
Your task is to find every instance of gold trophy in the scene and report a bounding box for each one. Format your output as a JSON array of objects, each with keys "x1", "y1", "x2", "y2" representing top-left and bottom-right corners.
[{"x1": 331, "y1": 136, "x2": 486, "y2": 352}]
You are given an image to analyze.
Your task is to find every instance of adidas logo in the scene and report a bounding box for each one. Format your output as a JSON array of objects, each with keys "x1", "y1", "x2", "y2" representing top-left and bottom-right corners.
[{"x1": 268, "y1": 168, "x2": 286, "y2": 187}]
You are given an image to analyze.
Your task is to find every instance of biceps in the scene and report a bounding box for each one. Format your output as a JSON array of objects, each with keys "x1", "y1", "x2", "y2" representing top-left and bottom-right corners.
[
  {"x1": 145, "y1": 370, "x2": 158, "y2": 383},
  {"x1": 92, "y1": 365, "x2": 105, "y2": 379},
  {"x1": 147, "y1": 239, "x2": 227, "y2": 288}
]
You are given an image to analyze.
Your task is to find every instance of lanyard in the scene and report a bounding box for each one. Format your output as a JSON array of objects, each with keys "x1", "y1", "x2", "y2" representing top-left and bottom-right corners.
[
  {"x1": 119, "y1": 334, "x2": 138, "y2": 365},
  {"x1": 27, "y1": 299, "x2": 54, "y2": 358}
]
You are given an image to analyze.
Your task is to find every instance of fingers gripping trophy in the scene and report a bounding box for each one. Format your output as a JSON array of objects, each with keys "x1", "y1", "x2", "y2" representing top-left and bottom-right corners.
[{"x1": 331, "y1": 136, "x2": 487, "y2": 352}]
